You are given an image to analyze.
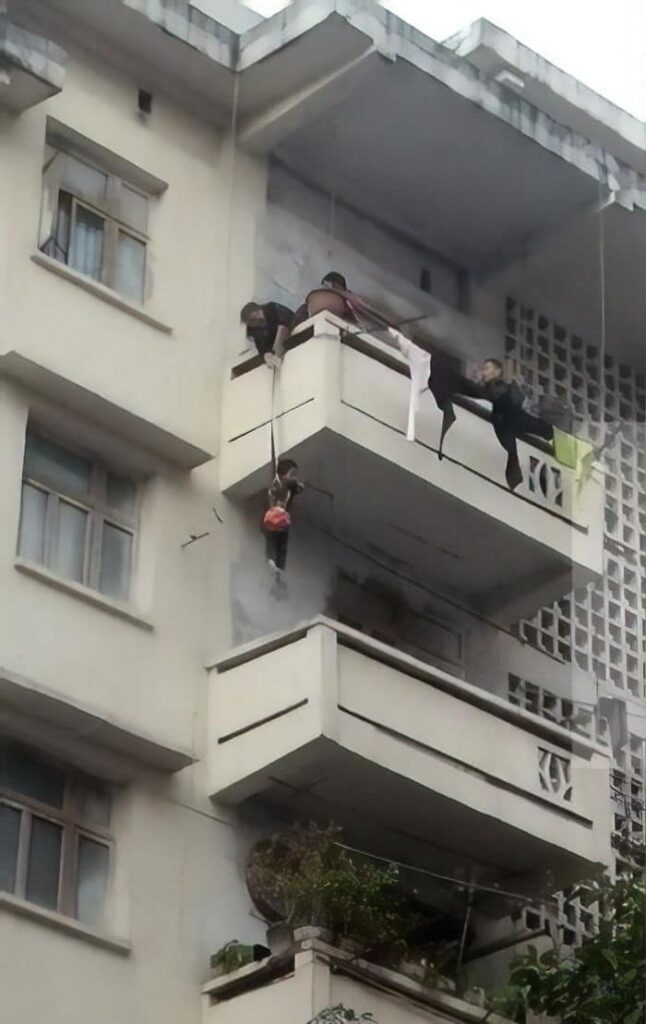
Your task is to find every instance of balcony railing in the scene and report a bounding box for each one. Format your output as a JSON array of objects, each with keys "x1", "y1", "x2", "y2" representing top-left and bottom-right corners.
[
  {"x1": 207, "y1": 618, "x2": 612, "y2": 891},
  {"x1": 220, "y1": 313, "x2": 604, "y2": 623},
  {"x1": 202, "y1": 931, "x2": 515, "y2": 1024}
]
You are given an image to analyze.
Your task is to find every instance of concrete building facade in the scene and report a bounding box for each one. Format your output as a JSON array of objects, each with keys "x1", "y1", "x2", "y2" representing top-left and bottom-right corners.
[{"x1": 0, "y1": 2, "x2": 643, "y2": 1023}]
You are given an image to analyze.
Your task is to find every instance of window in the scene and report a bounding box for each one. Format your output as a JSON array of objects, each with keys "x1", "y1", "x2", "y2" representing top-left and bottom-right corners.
[
  {"x1": 18, "y1": 432, "x2": 138, "y2": 602},
  {"x1": 39, "y1": 146, "x2": 149, "y2": 302},
  {"x1": 0, "y1": 746, "x2": 112, "y2": 927}
]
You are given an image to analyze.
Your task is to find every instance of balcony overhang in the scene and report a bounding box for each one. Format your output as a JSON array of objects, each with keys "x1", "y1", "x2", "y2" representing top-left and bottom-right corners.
[
  {"x1": 220, "y1": 315, "x2": 604, "y2": 625},
  {"x1": 0, "y1": 351, "x2": 213, "y2": 470},
  {"x1": 0, "y1": 666, "x2": 194, "y2": 779},
  {"x1": 0, "y1": 12, "x2": 66, "y2": 112},
  {"x1": 446, "y1": 19, "x2": 646, "y2": 175},
  {"x1": 207, "y1": 619, "x2": 612, "y2": 892}
]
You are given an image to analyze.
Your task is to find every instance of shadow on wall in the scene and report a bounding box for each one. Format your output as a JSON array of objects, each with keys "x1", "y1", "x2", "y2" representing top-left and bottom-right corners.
[
  {"x1": 230, "y1": 501, "x2": 464, "y2": 678},
  {"x1": 231, "y1": 513, "x2": 337, "y2": 645}
]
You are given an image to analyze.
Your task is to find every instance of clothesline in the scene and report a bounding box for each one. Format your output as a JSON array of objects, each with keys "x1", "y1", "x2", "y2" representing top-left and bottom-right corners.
[{"x1": 335, "y1": 841, "x2": 561, "y2": 909}]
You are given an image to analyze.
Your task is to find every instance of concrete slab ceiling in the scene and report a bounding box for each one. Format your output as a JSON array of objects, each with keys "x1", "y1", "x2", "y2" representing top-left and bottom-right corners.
[
  {"x1": 446, "y1": 19, "x2": 646, "y2": 175},
  {"x1": 0, "y1": 13, "x2": 66, "y2": 112}
]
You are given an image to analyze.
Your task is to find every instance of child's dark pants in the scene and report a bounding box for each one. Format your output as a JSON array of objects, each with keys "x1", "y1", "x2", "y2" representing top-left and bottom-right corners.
[{"x1": 265, "y1": 529, "x2": 289, "y2": 570}]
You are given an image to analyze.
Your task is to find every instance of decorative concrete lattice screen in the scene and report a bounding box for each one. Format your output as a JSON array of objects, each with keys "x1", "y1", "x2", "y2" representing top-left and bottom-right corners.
[
  {"x1": 504, "y1": 298, "x2": 646, "y2": 701},
  {"x1": 612, "y1": 732, "x2": 646, "y2": 873},
  {"x1": 508, "y1": 674, "x2": 610, "y2": 746},
  {"x1": 499, "y1": 299, "x2": 646, "y2": 945}
]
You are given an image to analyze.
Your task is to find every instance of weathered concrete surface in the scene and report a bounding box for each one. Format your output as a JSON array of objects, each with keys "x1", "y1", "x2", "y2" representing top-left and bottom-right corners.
[{"x1": 0, "y1": 8, "x2": 66, "y2": 111}]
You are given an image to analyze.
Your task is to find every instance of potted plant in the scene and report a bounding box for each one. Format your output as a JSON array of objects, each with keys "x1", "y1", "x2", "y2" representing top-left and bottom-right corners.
[
  {"x1": 247, "y1": 824, "x2": 413, "y2": 957},
  {"x1": 209, "y1": 939, "x2": 270, "y2": 978}
]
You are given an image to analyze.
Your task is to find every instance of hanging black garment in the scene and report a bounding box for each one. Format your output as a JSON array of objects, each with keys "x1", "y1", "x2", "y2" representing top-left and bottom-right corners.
[{"x1": 428, "y1": 360, "x2": 481, "y2": 460}]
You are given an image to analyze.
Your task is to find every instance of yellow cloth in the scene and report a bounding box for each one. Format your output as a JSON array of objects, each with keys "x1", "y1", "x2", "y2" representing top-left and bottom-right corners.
[{"x1": 553, "y1": 429, "x2": 595, "y2": 480}]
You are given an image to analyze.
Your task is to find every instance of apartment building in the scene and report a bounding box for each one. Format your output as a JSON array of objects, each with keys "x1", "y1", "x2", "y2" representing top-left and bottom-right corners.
[{"x1": 0, "y1": 3, "x2": 643, "y2": 1023}]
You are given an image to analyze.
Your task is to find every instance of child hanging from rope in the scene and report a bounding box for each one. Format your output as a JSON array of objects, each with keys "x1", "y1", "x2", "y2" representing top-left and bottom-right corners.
[{"x1": 262, "y1": 458, "x2": 305, "y2": 578}]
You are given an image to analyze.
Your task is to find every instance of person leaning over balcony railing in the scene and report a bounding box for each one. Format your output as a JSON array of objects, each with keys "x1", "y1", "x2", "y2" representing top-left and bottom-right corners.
[
  {"x1": 291, "y1": 271, "x2": 379, "y2": 331},
  {"x1": 240, "y1": 300, "x2": 294, "y2": 368},
  {"x1": 430, "y1": 357, "x2": 554, "y2": 491}
]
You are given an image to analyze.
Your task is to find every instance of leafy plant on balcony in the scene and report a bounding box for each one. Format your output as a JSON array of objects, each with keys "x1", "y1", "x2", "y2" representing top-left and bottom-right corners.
[
  {"x1": 210, "y1": 940, "x2": 262, "y2": 977},
  {"x1": 486, "y1": 874, "x2": 646, "y2": 1024},
  {"x1": 306, "y1": 1006, "x2": 376, "y2": 1023},
  {"x1": 247, "y1": 823, "x2": 409, "y2": 948}
]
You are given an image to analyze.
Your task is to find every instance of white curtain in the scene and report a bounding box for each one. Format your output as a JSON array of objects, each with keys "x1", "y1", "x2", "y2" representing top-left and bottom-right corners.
[{"x1": 70, "y1": 205, "x2": 104, "y2": 281}]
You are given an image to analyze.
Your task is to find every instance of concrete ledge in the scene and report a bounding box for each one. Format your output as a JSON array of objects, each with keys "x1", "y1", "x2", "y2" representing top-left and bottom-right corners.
[
  {"x1": 0, "y1": 664, "x2": 195, "y2": 777},
  {"x1": 0, "y1": 892, "x2": 131, "y2": 956},
  {"x1": 15, "y1": 558, "x2": 154, "y2": 631},
  {"x1": 31, "y1": 252, "x2": 172, "y2": 334},
  {"x1": 0, "y1": 349, "x2": 214, "y2": 471}
]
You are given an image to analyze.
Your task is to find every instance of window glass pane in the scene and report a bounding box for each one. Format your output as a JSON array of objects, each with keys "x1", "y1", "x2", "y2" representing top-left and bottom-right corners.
[
  {"x1": 17, "y1": 483, "x2": 47, "y2": 564},
  {"x1": 114, "y1": 232, "x2": 145, "y2": 302},
  {"x1": 81, "y1": 781, "x2": 111, "y2": 828},
  {"x1": 120, "y1": 185, "x2": 148, "y2": 233},
  {"x1": 76, "y1": 838, "x2": 109, "y2": 927},
  {"x1": 62, "y1": 155, "x2": 107, "y2": 204},
  {"x1": 26, "y1": 817, "x2": 62, "y2": 910},
  {"x1": 0, "y1": 804, "x2": 21, "y2": 893},
  {"x1": 69, "y1": 205, "x2": 104, "y2": 281},
  {"x1": 106, "y1": 474, "x2": 136, "y2": 517},
  {"x1": 0, "y1": 748, "x2": 65, "y2": 808},
  {"x1": 24, "y1": 435, "x2": 91, "y2": 495},
  {"x1": 99, "y1": 523, "x2": 132, "y2": 601},
  {"x1": 53, "y1": 502, "x2": 88, "y2": 583}
]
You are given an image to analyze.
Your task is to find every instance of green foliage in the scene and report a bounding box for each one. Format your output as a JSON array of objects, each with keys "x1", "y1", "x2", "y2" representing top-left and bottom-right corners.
[
  {"x1": 210, "y1": 940, "x2": 256, "y2": 975},
  {"x1": 489, "y1": 874, "x2": 646, "y2": 1024},
  {"x1": 306, "y1": 1006, "x2": 376, "y2": 1023},
  {"x1": 247, "y1": 823, "x2": 417, "y2": 948}
]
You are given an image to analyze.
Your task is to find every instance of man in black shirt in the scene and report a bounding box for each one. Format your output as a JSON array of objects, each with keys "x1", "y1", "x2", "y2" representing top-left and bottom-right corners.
[
  {"x1": 240, "y1": 301, "x2": 294, "y2": 367},
  {"x1": 430, "y1": 357, "x2": 553, "y2": 490}
]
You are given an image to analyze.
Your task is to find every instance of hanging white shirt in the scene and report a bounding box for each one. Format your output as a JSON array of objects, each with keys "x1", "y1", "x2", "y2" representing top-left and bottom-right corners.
[{"x1": 389, "y1": 328, "x2": 431, "y2": 441}]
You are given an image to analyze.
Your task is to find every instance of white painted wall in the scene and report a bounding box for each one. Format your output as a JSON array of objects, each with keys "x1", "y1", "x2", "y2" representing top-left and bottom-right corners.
[
  {"x1": 0, "y1": 40, "x2": 266, "y2": 456},
  {"x1": 0, "y1": 768, "x2": 267, "y2": 1024}
]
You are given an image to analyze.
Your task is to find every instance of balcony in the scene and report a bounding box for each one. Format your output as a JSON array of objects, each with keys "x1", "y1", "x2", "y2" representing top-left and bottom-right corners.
[
  {"x1": 208, "y1": 619, "x2": 612, "y2": 892},
  {"x1": 220, "y1": 314, "x2": 604, "y2": 625},
  {"x1": 0, "y1": 14, "x2": 66, "y2": 112},
  {"x1": 203, "y1": 933, "x2": 514, "y2": 1024}
]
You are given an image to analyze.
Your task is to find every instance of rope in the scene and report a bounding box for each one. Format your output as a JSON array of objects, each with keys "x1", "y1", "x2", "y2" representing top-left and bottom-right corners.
[
  {"x1": 224, "y1": 70, "x2": 240, "y2": 365},
  {"x1": 597, "y1": 176, "x2": 608, "y2": 444},
  {"x1": 334, "y1": 841, "x2": 560, "y2": 908},
  {"x1": 270, "y1": 365, "x2": 279, "y2": 476}
]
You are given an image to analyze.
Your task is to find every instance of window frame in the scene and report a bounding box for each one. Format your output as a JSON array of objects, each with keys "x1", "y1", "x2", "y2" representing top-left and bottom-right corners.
[
  {"x1": 0, "y1": 753, "x2": 113, "y2": 923},
  {"x1": 40, "y1": 147, "x2": 149, "y2": 303},
  {"x1": 19, "y1": 430, "x2": 139, "y2": 603}
]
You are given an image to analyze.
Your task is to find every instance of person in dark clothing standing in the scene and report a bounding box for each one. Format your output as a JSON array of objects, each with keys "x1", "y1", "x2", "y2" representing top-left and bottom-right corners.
[
  {"x1": 263, "y1": 458, "x2": 305, "y2": 577},
  {"x1": 240, "y1": 301, "x2": 294, "y2": 367}
]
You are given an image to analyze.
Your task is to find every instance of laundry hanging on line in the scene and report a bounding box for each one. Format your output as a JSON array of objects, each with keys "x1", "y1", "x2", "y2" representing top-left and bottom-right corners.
[{"x1": 388, "y1": 328, "x2": 432, "y2": 442}]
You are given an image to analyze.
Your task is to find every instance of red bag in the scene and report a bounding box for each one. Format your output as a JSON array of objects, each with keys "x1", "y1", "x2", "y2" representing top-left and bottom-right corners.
[{"x1": 263, "y1": 505, "x2": 291, "y2": 532}]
